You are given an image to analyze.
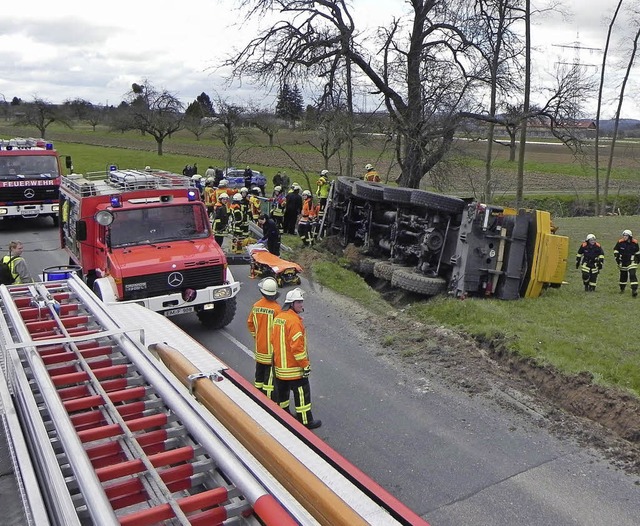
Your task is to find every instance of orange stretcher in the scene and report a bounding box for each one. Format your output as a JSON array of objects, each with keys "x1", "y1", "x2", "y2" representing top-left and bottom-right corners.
[{"x1": 247, "y1": 244, "x2": 302, "y2": 287}]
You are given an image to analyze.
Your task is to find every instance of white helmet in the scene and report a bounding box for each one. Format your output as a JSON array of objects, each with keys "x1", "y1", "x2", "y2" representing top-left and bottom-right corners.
[
  {"x1": 302, "y1": 190, "x2": 311, "y2": 197},
  {"x1": 586, "y1": 234, "x2": 596, "y2": 241},
  {"x1": 623, "y1": 229, "x2": 632, "y2": 237},
  {"x1": 144, "y1": 165, "x2": 152, "y2": 171},
  {"x1": 191, "y1": 174, "x2": 202, "y2": 181},
  {"x1": 258, "y1": 277, "x2": 278, "y2": 297},
  {"x1": 292, "y1": 182, "x2": 301, "y2": 190},
  {"x1": 218, "y1": 192, "x2": 229, "y2": 200},
  {"x1": 219, "y1": 179, "x2": 228, "y2": 186},
  {"x1": 240, "y1": 186, "x2": 248, "y2": 194},
  {"x1": 206, "y1": 177, "x2": 215, "y2": 184},
  {"x1": 251, "y1": 187, "x2": 261, "y2": 195},
  {"x1": 365, "y1": 163, "x2": 373, "y2": 171},
  {"x1": 284, "y1": 287, "x2": 304, "y2": 303},
  {"x1": 232, "y1": 193, "x2": 243, "y2": 202},
  {"x1": 320, "y1": 169, "x2": 329, "y2": 176},
  {"x1": 274, "y1": 185, "x2": 282, "y2": 192}
]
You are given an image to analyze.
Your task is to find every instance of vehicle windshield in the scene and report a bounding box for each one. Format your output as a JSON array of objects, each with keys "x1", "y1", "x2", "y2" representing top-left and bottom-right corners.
[
  {"x1": 0, "y1": 155, "x2": 59, "y2": 179},
  {"x1": 109, "y1": 204, "x2": 211, "y2": 248}
]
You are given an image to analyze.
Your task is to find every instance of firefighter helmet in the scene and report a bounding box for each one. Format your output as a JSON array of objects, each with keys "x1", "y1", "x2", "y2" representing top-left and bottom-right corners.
[
  {"x1": 321, "y1": 169, "x2": 329, "y2": 175},
  {"x1": 251, "y1": 187, "x2": 261, "y2": 195},
  {"x1": 284, "y1": 287, "x2": 304, "y2": 303},
  {"x1": 365, "y1": 163, "x2": 373, "y2": 171},
  {"x1": 218, "y1": 179, "x2": 228, "y2": 187},
  {"x1": 586, "y1": 234, "x2": 596, "y2": 241},
  {"x1": 218, "y1": 192, "x2": 229, "y2": 200},
  {"x1": 206, "y1": 177, "x2": 214, "y2": 184},
  {"x1": 240, "y1": 186, "x2": 248, "y2": 194},
  {"x1": 191, "y1": 174, "x2": 202, "y2": 181},
  {"x1": 258, "y1": 277, "x2": 278, "y2": 297},
  {"x1": 274, "y1": 185, "x2": 282, "y2": 192},
  {"x1": 302, "y1": 190, "x2": 311, "y2": 197},
  {"x1": 232, "y1": 193, "x2": 243, "y2": 202},
  {"x1": 623, "y1": 229, "x2": 632, "y2": 237},
  {"x1": 292, "y1": 182, "x2": 301, "y2": 190}
]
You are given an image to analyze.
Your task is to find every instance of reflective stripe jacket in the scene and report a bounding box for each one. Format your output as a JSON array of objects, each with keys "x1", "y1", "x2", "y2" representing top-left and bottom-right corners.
[
  {"x1": 299, "y1": 199, "x2": 319, "y2": 222},
  {"x1": 363, "y1": 170, "x2": 380, "y2": 182},
  {"x1": 613, "y1": 238, "x2": 639, "y2": 266},
  {"x1": 576, "y1": 242, "x2": 604, "y2": 268},
  {"x1": 247, "y1": 297, "x2": 282, "y2": 365},
  {"x1": 316, "y1": 176, "x2": 330, "y2": 198},
  {"x1": 271, "y1": 309, "x2": 309, "y2": 380},
  {"x1": 2, "y1": 255, "x2": 30, "y2": 284}
]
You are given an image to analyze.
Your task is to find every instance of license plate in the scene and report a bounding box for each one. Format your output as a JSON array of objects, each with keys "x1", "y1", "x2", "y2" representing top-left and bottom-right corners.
[
  {"x1": 163, "y1": 306, "x2": 195, "y2": 317},
  {"x1": 22, "y1": 210, "x2": 39, "y2": 217}
]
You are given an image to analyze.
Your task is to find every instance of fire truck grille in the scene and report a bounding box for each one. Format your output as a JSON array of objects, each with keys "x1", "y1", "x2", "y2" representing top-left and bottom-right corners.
[
  {"x1": 1, "y1": 186, "x2": 59, "y2": 202},
  {"x1": 122, "y1": 265, "x2": 225, "y2": 300}
]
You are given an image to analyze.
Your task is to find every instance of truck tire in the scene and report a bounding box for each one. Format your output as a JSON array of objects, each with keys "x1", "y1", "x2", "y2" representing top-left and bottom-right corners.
[
  {"x1": 383, "y1": 186, "x2": 413, "y2": 205},
  {"x1": 353, "y1": 180, "x2": 385, "y2": 201},
  {"x1": 359, "y1": 257, "x2": 377, "y2": 275},
  {"x1": 197, "y1": 297, "x2": 237, "y2": 330},
  {"x1": 51, "y1": 214, "x2": 59, "y2": 227},
  {"x1": 335, "y1": 176, "x2": 358, "y2": 197},
  {"x1": 391, "y1": 268, "x2": 447, "y2": 296},
  {"x1": 410, "y1": 190, "x2": 465, "y2": 214},
  {"x1": 373, "y1": 261, "x2": 404, "y2": 281}
]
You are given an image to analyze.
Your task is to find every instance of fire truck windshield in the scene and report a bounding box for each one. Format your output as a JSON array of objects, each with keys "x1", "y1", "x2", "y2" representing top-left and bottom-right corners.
[
  {"x1": 0, "y1": 155, "x2": 59, "y2": 179},
  {"x1": 109, "y1": 204, "x2": 211, "y2": 248}
]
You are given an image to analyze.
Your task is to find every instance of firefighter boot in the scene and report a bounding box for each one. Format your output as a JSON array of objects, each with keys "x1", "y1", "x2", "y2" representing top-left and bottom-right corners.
[
  {"x1": 584, "y1": 283, "x2": 589, "y2": 292},
  {"x1": 298, "y1": 410, "x2": 322, "y2": 429},
  {"x1": 589, "y1": 285, "x2": 596, "y2": 292},
  {"x1": 620, "y1": 285, "x2": 626, "y2": 294},
  {"x1": 633, "y1": 286, "x2": 638, "y2": 298}
]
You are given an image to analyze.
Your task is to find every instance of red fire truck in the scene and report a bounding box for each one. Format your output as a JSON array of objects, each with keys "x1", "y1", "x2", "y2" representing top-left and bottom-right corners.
[
  {"x1": 0, "y1": 137, "x2": 66, "y2": 224},
  {"x1": 60, "y1": 166, "x2": 240, "y2": 328}
]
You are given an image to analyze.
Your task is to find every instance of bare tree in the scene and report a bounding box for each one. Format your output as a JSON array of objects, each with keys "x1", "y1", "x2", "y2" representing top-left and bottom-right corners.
[
  {"x1": 247, "y1": 104, "x2": 282, "y2": 146},
  {"x1": 126, "y1": 80, "x2": 184, "y2": 155},
  {"x1": 211, "y1": 97, "x2": 246, "y2": 168},
  {"x1": 15, "y1": 98, "x2": 71, "y2": 138},
  {"x1": 229, "y1": 0, "x2": 483, "y2": 188}
]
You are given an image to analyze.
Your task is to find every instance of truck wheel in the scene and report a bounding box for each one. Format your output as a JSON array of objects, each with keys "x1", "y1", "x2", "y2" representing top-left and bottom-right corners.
[
  {"x1": 197, "y1": 297, "x2": 237, "y2": 330},
  {"x1": 335, "y1": 176, "x2": 358, "y2": 197},
  {"x1": 373, "y1": 261, "x2": 404, "y2": 281},
  {"x1": 359, "y1": 257, "x2": 378, "y2": 275},
  {"x1": 383, "y1": 186, "x2": 413, "y2": 205},
  {"x1": 52, "y1": 215, "x2": 59, "y2": 227},
  {"x1": 391, "y1": 268, "x2": 447, "y2": 296},
  {"x1": 353, "y1": 181, "x2": 385, "y2": 201},
  {"x1": 410, "y1": 190, "x2": 465, "y2": 214}
]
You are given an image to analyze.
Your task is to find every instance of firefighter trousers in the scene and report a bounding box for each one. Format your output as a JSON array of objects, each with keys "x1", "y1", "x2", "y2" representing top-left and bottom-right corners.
[
  {"x1": 254, "y1": 363, "x2": 275, "y2": 399},
  {"x1": 274, "y1": 377, "x2": 314, "y2": 425}
]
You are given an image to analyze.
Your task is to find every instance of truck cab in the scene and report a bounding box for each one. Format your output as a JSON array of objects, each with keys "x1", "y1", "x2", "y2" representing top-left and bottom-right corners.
[{"x1": 61, "y1": 168, "x2": 240, "y2": 328}]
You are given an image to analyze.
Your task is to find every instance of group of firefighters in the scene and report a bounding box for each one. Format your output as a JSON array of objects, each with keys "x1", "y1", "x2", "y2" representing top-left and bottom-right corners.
[
  {"x1": 576, "y1": 229, "x2": 640, "y2": 295},
  {"x1": 196, "y1": 162, "x2": 379, "y2": 253}
]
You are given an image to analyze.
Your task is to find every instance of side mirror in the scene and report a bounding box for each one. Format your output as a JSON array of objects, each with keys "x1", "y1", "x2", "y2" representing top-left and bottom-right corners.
[
  {"x1": 65, "y1": 156, "x2": 73, "y2": 169},
  {"x1": 76, "y1": 220, "x2": 87, "y2": 242}
]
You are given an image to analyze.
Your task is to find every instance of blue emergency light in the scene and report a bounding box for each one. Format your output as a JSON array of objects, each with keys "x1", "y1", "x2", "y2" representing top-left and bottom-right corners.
[
  {"x1": 109, "y1": 165, "x2": 118, "y2": 172},
  {"x1": 46, "y1": 143, "x2": 53, "y2": 150},
  {"x1": 187, "y1": 190, "x2": 197, "y2": 201},
  {"x1": 110, "y1": 195, "x2": 122, "y2": 208}
]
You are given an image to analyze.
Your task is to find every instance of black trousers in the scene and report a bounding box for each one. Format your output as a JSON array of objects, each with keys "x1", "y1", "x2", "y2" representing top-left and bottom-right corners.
[
  {"x1": 274, "y1": 377, "x2": 313, "y2": 425},
  {"x1": 254, "y1": 363, "x2": 274, "y2": 399}
]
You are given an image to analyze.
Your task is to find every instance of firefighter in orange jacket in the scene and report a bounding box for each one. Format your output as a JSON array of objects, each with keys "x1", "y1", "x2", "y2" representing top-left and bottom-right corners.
[
  {"x1": 247, "y1": 277, "x2": 281, "y2": 399},
  {"x1": 271, "y1": 288, "x2": 321, "y2": 429},
  {"x1": 298, "y1": 190, "x2": 319, "y2": 246},
  {"x1": 363, "y1": 163, "x2": 380, "y2": 182}
]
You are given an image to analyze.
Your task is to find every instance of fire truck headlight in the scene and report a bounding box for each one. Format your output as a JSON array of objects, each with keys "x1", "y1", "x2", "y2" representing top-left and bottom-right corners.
[
  {"x1": 52, "y1": 204, "x2": 59, "y2": 212},
  {"x1": 213, "y1": 287, "x2": 232, "y2": 299},
  {"x1": 0, "y1": 208, "x2": 8, "y2": 215}
]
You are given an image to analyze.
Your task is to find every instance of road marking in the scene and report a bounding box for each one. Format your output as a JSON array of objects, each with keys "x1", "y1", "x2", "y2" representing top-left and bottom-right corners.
[{"x1": 221, "y1": 329, "x2": 254, "y2": 358}]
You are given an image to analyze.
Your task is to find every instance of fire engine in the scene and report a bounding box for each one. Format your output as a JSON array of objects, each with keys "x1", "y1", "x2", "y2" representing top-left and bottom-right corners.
[
  {"x1": 0, "y1": 137, "x2": 67, "y2": 225},
  {"x1": 60, "y1": 166, "x2": 240, "y2": 328},
  {"x1": 0, "y1": 274, "x2": 428, "y2": 525}
]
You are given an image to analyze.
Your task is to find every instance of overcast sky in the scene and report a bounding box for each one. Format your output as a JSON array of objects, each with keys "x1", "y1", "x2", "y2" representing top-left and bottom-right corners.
[{"x1": 0, "y1": 0, "x2": 637, "y2": 119}]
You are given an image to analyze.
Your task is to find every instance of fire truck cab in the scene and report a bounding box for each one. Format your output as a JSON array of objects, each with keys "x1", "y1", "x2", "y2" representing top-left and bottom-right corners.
[
  {"x1": 60, "y1": 167, "x2": 240, "y2": 329},
  {"x1": 0, "y1": 137, "x2": 64, "y2": 224}
]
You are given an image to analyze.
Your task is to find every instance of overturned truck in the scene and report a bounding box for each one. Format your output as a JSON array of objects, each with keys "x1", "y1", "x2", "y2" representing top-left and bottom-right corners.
[{"x1": 322, "y1": 177, "x2": 568, "y2": 300}]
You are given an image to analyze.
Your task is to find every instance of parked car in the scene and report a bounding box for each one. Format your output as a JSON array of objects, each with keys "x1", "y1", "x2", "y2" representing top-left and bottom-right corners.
[{"x1": 223, "y1": 168, "x2": 266, "y2": 191}]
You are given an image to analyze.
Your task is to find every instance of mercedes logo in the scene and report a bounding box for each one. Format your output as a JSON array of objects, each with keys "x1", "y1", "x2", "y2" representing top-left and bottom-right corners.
[
  {"x1": 24, "y1": 188, "x2": 35, "y2": 199},
  {"x1": 168, "y1": 272, "x2": 184, "y2": 288}
]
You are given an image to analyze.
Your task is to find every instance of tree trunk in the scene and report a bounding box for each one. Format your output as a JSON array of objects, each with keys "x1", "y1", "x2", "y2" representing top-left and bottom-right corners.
[
  {"x1": 596, "y1": 0, "x2": 624, "y2": 214},
  {"x1": 156, "y1": 137, "x2": 163, "y2": 156}
]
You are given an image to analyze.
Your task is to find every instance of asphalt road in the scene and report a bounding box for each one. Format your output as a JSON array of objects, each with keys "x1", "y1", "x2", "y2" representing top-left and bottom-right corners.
[{"x1": 1, "y1": 217, "x2": 639, "y2": 526}]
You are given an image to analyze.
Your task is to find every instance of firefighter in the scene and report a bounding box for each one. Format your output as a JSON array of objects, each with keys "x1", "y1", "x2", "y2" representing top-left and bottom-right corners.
[
  {"x1": 247, "y1": 277, "x2": 281, "y2": 399},
  {"x1": 576, "y1": 234, "x2": 604, "y2": 292},
  {"x1": 614, "y1": 229, "x2": 640, "y2": 296},
  {"x1": 270, "y1": 185, "x2": 286, "y2": 233},
  {"x1": 316, "y1": 169, "x2": 330, "y2": 220},
  {"x1": 212, "y1": 193, "x2": 230, "y2": 248},
  {"x1": 257, "y1": 214, "x2": 281, "y2": 256},
  {"x1": 230, "y1": 193, "x2": 247, "y2": 254},
  {"x1": 213, "y1": 179, "x2": 229, "y2": 202},
  {"x1": 203, "y1": 177, "x2": 216, "y2": 217},
  {"x1": 271, "y1": 288, "x2": 322, "y2": 429},
  {"x1": 1, "y1": 241, "x2": 33, "y2": 284},
  {"x1": 363, "y1": 163, "x2": 380, "y2": 182},
  {"x1": 298, "y1": 190, "x2": 319, "y2": 246},
  {"x1": 238, "y1": 187, "x2": 251, "y2": 238},
  {"x1": 249, "y1": 187, "x2": 263, "y2": 221}
]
